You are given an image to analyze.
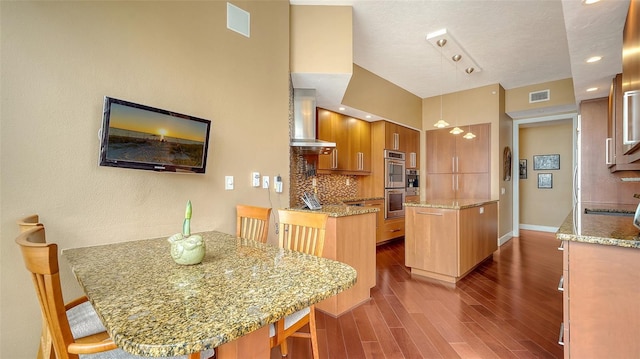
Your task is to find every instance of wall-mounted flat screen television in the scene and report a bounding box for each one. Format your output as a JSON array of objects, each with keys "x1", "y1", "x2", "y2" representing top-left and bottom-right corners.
[{"x1": 99, "y1": 97, "x2": 211, "y2": 173}]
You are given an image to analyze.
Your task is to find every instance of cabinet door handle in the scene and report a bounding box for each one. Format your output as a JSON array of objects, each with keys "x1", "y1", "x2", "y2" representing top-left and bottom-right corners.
[
  {"x1": 417, "y1": 211, "x2": 443, "y2": 216},
  {"x1": 558, "y1": 323, "x2": 564, "y2": 346},
  {"x1": 333, "y1": 149, "x2": 338, "y2": 169},
  {"x1": 452, "y1": 157, "x2": 456, "y2": 173},
  {"x1": 394, "y1": 133, "x2": 399, "y2": 150},
  {"x1": 557, "y1": 275, "x2": 564, "y2": 292},
  {"x1": 558, "y1": 241, "x2": 565, "y2": 251},
  {"x1": 605, "y1": 137, "x2": 613, "y2": 165},
  {"x1": 390, "y1": 229, "x2": 401, "y2": 233}
]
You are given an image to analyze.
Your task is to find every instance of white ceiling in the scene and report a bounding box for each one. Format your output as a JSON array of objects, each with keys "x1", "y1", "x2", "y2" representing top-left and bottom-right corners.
[{"x1": 290, "y1": 0, "x2": 630, "y2": 121}]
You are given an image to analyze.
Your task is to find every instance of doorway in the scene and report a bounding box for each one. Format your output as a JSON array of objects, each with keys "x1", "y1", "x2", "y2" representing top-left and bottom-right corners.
[{"x1": 512, "y1": 113, "x2": 578, "y2": 237}]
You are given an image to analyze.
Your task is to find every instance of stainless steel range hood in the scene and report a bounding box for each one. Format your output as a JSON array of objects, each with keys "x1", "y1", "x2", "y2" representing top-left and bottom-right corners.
[{"x1": 290, "y1": 88, "x2": 335, "y2": 155}]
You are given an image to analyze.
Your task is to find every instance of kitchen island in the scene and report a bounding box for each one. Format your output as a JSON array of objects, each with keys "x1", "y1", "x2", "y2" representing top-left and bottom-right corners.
[
  {"x1": 284, "y1": 204, "x2": 377, "y2": 316},
  {"x1": 404, "y1": 199, "x2": 498, "y2": 283},
  {"x1": 555, "y1": 205, "x2": 640, "y2": 358}
]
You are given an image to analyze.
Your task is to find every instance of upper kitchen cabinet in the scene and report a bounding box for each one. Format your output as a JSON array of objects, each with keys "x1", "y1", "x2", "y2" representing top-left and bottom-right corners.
[
  {"x1": 425, "y1": 123, "x2": 490, "y2": 199},
  {"x1": 347, "y1": 117, "x2": 372, "y2": 172},
  {"x1": 621, "y1": 0, "x2": 640, "y2": 159},
  {"x1": 383, "y1": 121, "x2": 420, "y2": 169},
  {"x1": 317, "y1": 108, "x2": 371, "y2": 175},
  {"x1": 607, "y1": 74, "x2": 640, "y2": 171}
]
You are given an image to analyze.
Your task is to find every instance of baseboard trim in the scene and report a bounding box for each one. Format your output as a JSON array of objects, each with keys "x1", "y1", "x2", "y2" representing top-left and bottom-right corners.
[
  {"x1": 519, "y1": 224, "x2": 559, "y2": 233},
  {"x1": 498, "y1": 232, "x2": 513, "y2": 246}
]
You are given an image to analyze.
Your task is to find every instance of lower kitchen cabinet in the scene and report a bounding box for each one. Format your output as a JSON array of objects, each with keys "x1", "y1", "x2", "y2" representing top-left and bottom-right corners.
[
  {"x1": 560, "y1": 240, "x2": 640, "y2": 358},
  {"x1": 316, "y1": 211, "x2": 376, "y2": 316},
  {"x1": 405, "y1": 201, "x2": 497, "y2": 283},
  {"x1": 378, "y1": 217, "x2": 405, "y2": 244}
]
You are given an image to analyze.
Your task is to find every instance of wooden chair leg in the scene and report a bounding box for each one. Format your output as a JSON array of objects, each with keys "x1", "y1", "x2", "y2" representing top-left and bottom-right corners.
[
  {"x1": 309, "y1": 306, "x2": 319, "y2": 359},
  {"x1": 280, "y1": 336, "x2": 288, "y2": 357}
]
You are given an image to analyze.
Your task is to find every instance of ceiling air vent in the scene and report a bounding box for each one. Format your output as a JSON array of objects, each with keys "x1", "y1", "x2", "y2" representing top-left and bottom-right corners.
[{"x1": 529, "y1": 89, "x2": 550, "y2": 103}]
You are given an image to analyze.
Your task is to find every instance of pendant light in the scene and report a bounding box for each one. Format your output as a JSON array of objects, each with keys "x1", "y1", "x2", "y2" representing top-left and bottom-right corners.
[
  {"x1": 462, "y1": 67, "x2": 476, "y2": 139},
  {"x1": 449, "y1": 54, "x2": 464, "y2": 135},
  {"x1": 433, "y1": 39, "x2": 450, "y2": 128}
]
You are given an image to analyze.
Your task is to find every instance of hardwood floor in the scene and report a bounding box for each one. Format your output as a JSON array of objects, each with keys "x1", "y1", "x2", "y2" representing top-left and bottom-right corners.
[{"x1": 270, "y1": 230, "x2": 564, "y2": 359}]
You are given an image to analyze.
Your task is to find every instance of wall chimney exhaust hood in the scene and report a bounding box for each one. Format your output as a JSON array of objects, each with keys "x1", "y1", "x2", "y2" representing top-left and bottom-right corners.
[{"x1": 290, "y1": 88, "x2": 335, "y2": 155}]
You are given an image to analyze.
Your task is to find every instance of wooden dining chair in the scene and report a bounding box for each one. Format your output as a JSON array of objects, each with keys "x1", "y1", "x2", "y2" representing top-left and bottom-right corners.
[
  {"x1": 18, "y1": 215, "x2": 106, "y2": 359},
  {"x1": 15, "y1": 226, "x2": 214, "y2": 359},
  {"x1": 236, "y1": 204, "x2": 272, "y2": 243},
  {"x1": 271, "y1": 210, "x2": 329, "y2": 359}
]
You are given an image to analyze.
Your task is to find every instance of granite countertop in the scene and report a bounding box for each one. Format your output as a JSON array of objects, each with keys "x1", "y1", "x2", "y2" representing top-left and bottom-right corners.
[
  {"x1": 556, "y1": 204, "x2": 640, "y2": 249},
  {"x1": 287, "y1": 204, "x2": 379, "y2": 218},
  {"x1": 340, "y1": 196, "x2": 385, "y2": 203},
  {"x1": 404, "y1": 199, "x2": 498, "y2": 210},
  {"x1": 63, "y1": 231, "x2": 357, "y2": 357}
]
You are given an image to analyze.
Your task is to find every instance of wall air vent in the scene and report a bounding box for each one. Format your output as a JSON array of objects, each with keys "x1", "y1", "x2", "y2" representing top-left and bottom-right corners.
[{"x1": 529, "y1": 89, "x2": 550, "y2": 103}]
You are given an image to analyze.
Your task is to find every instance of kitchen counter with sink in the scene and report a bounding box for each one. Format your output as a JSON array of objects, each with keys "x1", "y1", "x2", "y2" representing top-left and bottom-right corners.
[
  {"x1": 287, "y1": 204, "x2": 379, "y2": 217},
  {"x1": 556, "y1": 203, "x2": 640, "y2": 249}
]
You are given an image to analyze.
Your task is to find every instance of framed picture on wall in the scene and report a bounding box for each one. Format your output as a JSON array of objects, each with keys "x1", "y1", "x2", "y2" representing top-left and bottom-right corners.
[
  {"x1": 519, "y1": 159, "x2": 527, "y2": 179},
  {"x1": 538, "y1": 173, "x2": 552, "y2": 189},
  {"x1": 533, "y1": 154, "x2": 560, "y2": 170}
]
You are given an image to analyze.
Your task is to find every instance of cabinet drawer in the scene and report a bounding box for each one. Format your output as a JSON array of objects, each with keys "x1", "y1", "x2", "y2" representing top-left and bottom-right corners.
[{"x1": 379, "y1": 218, "x2": 404, "y2": 242}]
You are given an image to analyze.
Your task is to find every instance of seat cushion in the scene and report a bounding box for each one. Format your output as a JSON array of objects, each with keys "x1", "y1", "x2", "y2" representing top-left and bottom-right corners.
[
  {"x1": 269, "y1": 307, "x2": 311, "y2": 337},
  {"x1": 67, "y1": 301, "x2": 107, "y2": 339}
]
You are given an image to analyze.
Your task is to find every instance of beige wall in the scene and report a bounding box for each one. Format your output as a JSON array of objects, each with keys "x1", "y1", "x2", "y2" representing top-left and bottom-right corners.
[
  {"x1": 0, "y1": 2, "x2": 290, "y2": 358},
  {"x1": 519, "y1": 122, "x2": 574, "y2": 227},
  {"x1": 505, "y1": 78, "x2": 576, "y2": 118},
  {"x1": 290, "y1": 5, "x2": 353, "y2": 74},
  {"x1": 343, "y1": 64, "x2": 422, "y2": 129}
]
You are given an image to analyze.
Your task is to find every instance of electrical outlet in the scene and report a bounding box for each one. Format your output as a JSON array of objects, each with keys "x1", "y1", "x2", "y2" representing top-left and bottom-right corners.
[
  {"x1": 262, "y1": 175, "x2": 269, "y2": 189},
  {"x1": 274, "y1": 175, "x2": 283, "y2": 193},
  {"x1": 252, "y1": 172, "x2": 260, "y2": 187},
  {"x1": 225, "y1": 176, "x2": 234, "y2": 190}
]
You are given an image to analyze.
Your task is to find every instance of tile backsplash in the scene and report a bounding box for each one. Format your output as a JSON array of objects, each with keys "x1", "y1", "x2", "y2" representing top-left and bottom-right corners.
[{"x1": 289, "y1": 151, "x2": 358, "y2": 206}]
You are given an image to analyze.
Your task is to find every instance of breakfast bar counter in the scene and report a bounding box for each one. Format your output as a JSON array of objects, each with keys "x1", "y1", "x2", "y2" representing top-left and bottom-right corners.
[
  {"x1": 63, "y1": 231, "x2": 356, "y2": 358},
  {"x1": 282, "y1": 205, "x2": 378, "y2": 316}
]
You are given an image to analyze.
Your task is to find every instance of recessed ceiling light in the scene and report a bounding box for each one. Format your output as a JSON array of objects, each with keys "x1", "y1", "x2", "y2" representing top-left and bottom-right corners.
[
  {"x1": 338, "y1": 107, "x2": 346, "y2": 111},
  {"x1": 366, "y1": 115, "x2": 372, "y2": 119},
  {"x1": 586, "y1": 87, "x2": 598, "y2": 92},
  {"x1": 586, "y1": 56, "x2": 602, "y2": 63},
  {"x1": 583, "y1": 0, "x2": 600, "y2": 4}
]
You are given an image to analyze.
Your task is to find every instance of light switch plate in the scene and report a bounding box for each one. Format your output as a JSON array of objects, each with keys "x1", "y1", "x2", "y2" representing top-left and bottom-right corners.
[
  {"x1": 262, "y1": 175, "x2": 269, "y2": 189},
  {"x1": 225, "y1": 176, "x2": 234, "y2": 190},
  {"x1": 251, "y1": 172, "x2": 260, "y2": 187}
]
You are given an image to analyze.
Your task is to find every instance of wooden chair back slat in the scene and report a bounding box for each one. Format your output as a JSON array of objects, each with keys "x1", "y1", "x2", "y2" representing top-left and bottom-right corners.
[
  {"x1": 236, "y1": 205, "x2": 272, "y2": 243},
  {"x1": 277, "y1": 210, "x2": 328, "y2": 257}
]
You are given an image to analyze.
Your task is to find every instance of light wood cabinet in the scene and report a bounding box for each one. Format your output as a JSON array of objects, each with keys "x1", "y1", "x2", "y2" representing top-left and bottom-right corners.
[
  {"x1": 347, "y1": 118, "x2": 371, "y2": 172},
  {"x1": 316, "y1": 212, "x2": 376, "y2": 317},
  {"x1": 317, "y1": 108, "x2": 371, "y2": 174},
  {"x1": 383, "y1": 122, "x2": 420, "y2": 169},
  {"x1": 425, "y1": 123, "x2": 490, "y2": 199},
  {"x1": 560, "y1": 240, "x2": 640, "y2": 358},
  {"x1": 405, "y1": 202, "x2": 497, "y2": 283},
  {"x1": 378, "y1": 217, "x2": 404, "y2": 244}
]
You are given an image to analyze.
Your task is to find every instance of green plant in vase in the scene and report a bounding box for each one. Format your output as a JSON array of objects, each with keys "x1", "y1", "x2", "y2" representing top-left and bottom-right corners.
[{"x1": 168, "y1": 200, "x2": 205, "y2": 265}]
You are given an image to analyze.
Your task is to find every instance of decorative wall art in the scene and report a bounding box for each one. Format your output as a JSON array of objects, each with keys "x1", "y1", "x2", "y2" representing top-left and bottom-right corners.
[
  {"x1": 538, "y1": 173, "x2": 553, "y2": 189},
  {"x1": 503, "y1": 146, "x2": 512, "y2": 181},
  {"x1": 519, "y1": 159, "x2": 527, "y2": 179},
  {"x1": 533, "y1": 154, "x2": 560, "y2": 170}
]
